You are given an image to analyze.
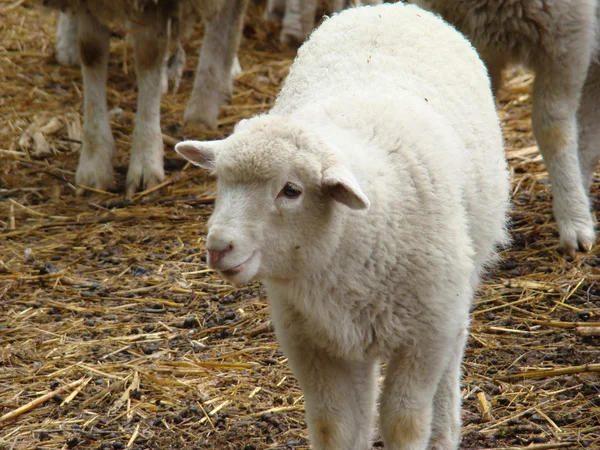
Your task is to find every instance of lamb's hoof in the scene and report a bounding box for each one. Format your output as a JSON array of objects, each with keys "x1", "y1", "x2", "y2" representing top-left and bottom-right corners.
[
  {"x1": 428, "y1": 436, "x2": 456, "y2": 450},
  {"x1": 558, "y1": 215, "x2": 596, "y2": 256}
]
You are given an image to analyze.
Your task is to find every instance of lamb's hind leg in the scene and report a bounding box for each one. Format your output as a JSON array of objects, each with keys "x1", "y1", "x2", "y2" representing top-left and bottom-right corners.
[
  {"x1": 578, "y1": 58, "x2": 600, "y2": 191},
  {"x1": 428, "y1": 328, "x2": 468, "y2": 450},
  {"x1": 75, "y1": 11, "x2": 115, "y2": 195},
  {"x1": 184, "y1": 0, "x2": 249, "y2": 129},
  {"x1": 531, "y1": 56, "x2": 595, "y2": 254},
  {"x1": 126, "y1": 24, "x2": 169, "y2": 197}
]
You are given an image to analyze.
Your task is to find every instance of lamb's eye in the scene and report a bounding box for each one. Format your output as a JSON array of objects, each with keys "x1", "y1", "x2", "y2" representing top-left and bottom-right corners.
[{"x1": 279, "y1": 182, "x2": 302, "y2": 199}]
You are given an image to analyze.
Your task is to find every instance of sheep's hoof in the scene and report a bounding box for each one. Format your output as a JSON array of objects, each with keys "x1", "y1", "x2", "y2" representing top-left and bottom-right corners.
[
  {"x1": 75, "y1": 148, "x2": 116, "y2": 196},
  {"x1": 558, "y1": 216, "x2": 596, "y2": 256},
  {"x1": 75, "y1": 168, "x2": 116, "y2": 197},
  {"x1": 280, "y1": 29, "x2": 305, "y2": 48},
  {"x1": 56, "y1": 45, "x2": 79, "y2": 66},
  {"x1": 184, "y1": 93, "x2": 223, "y2": 130},
  {"x1": 125, "y1": 156, "x2": 165, "y2": 198}
]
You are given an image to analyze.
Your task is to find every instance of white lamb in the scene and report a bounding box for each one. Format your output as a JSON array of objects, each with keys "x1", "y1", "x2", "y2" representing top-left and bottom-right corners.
[
  {"x1": 40, "y1": 0, "x2": 248, "y2": 196},
  {"x1": 265, "y1": 0, "x2": 383, "y2": 46},
  {"x1": 176, "y1": 3, "x2": 510, "y2": 449},
  {"x1": 410, "y1": 0, "x2": 600, "y2": 254}
]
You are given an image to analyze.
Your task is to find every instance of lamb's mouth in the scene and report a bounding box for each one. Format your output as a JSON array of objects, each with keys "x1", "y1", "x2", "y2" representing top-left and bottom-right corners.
[{"x1": 220, "y1": 252, "x2": 255, "y2": 277}]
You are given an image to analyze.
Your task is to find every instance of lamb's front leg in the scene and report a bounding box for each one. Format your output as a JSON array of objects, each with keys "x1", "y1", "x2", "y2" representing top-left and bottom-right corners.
[
  {"x1": 380, "y1": 337, "x2": 454, "y2": 450},
  {"x1": 75, "y1": 11, "x2": 115, "y2": 194},
  {"x1": 126, "y1": 25, "x2": 169, "y2": 197},
  {"x1": 184, "y1": 0, "x2": 249, "y2": 128},
  {"x1": 288, "y1": 344, "x2": 378, "y2": 449},
  {"x1": 271, "y1": 306, "x2": 378, "y2": 450}
]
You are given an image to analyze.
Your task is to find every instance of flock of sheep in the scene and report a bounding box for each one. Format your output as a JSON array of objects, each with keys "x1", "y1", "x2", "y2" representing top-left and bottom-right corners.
[{"x1": 35, "y1": 0, "x2": 599, "y2": 449}]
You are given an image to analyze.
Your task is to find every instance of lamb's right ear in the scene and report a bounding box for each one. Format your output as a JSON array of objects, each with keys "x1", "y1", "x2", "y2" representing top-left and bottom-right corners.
[
  {"x1": 322, "y1": 165, "x2": 370, "y2": 210},
  {"x1": 175, "y1": 140, "x2": 220, "y2": 171}
]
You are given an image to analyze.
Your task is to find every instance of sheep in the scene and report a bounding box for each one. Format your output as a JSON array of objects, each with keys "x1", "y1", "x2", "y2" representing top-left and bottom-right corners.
[
  {"x1": 40, "y1": 0, "x2": 249, "y2": 196},
  {"x1": 265, "y1": 0, "x2": 383, "y2": 46},
  {"x1": 409, "y1": 0, "x2": 600, "y2": 255},
  {"x1": 54, "y1": 11, "x2": 242, "y2": 94},
  {"x1": 175, "y1": 3, "x2": 510, "y2": 449}
]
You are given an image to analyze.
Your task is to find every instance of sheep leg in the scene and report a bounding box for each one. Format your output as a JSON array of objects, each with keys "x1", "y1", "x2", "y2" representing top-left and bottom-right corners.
[
  {"x1": 56, "y1": 11, "x2": 79, "y2": 66},
  {"x1": 270, "y1": 306, "x2": 378, "y2": 450},
  {"x1": 328, "y1": 0, "x2": 345, "y2": 13},
  {"x1": 126, "y1": 25, "x2": 169, "y2": 197},
  {"x1": 184, "y1": 0, "x2": 248, "y2": 129},
  {"x1": 264, "y1": 0, "x2": 286, "y2": 22},
  {"x1": 287, "y1": 344, "x2": 378, "y2": 449},
  {"x1": 75, "y1": 11, "x2": 115, "y2": 195},
  {"x1": 280, "y1": 0, "x2": 318, "y2": 47},
  {"x1": 380, "y1": 339, "x2": 452, "y2": 450},
  {"x1": 578, "y1": 58, "x2": 600, "y2": 191},
  {"x1": 531, "y1": 60, "x2": 595, "y2": 254},
  {"x1": 428, "y1": 329, "x2": 468, "y2": 450},
  {"x1": 481, "y1": 54, "x2": 506, "y2": 97}
]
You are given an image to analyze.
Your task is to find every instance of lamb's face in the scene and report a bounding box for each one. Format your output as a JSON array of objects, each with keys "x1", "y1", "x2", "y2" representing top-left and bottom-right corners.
[{"x1": 175, "y1": 116, "x2": 370, "y2": 286}]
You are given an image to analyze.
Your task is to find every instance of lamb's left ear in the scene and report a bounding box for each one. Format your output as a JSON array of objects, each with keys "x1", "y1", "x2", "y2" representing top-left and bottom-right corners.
[
  {"x1": 175, "y1": 140, "x2": 221, "y2": 171},
  {"x1": 322, "y1": 165, "x2": 370, "y2": 210}
]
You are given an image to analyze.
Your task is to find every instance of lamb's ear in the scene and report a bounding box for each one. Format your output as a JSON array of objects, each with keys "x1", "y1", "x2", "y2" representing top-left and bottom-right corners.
[
  {"x1": 175, "y1": 140, "x2": 220, "y2": 171},
  {"x1": 322, "y1": 165, "x2": 370, "y2": 210}
]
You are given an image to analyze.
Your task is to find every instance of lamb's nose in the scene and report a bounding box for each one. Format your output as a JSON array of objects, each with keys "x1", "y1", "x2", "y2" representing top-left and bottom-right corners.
[{"x1": 207, "y1": 244, "x2": 233, "y2": 265}]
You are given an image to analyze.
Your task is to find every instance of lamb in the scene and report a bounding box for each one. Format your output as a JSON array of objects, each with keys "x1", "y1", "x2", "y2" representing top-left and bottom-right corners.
[
  {"x1": 40, "y1": 0, "x2": 248, "y2": 196},
  {"x1": 265, "y1": 0, "x2": 383, "y2": 46},
  {"x1": 409, "y1": 0, "x2": 600, "y2": 255},
  {"x1": 175, "y1": 3, "x2": 510, "y2": 449}
]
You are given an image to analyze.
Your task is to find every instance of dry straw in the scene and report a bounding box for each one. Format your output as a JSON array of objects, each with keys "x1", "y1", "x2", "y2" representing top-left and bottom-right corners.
[{"x1": 1, "y1": 1, "x2": 599, "y2": 449}]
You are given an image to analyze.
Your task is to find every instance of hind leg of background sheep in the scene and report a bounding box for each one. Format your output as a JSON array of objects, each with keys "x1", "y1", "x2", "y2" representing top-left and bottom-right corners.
[
  {"x1": 56, "y1": 11, "x2": 79, "y2": 66},
  {"x1": 531, "y1": 60, "x2": 595, "y2": 254},
  {"x1": 380, "y1": 339, "x2": 452, "y2": 450},
  {"x1": 578, "y1": 59, "x2": 600, "y2": 191},
  {"x1": 126, "y1": 26, "x2": 169, "y2": 197},
  {"x1": 264, "y1": 0, "x2": 286, "y2": 22},
  {"x1": 482, "y1": 55, "x2": 506, "y2": 97},
  {"x1": 287, "y1": 345, "x2": 378, "y2": 449},
  {"x1": 184, "y1": 0, "x2": 249, "y2": 129},
  {"x1": 75, "y1": 12, "x2": 115, "y2": 195},
  {"x1": 280, "y1": 0, "x2": 318, "y2": 47},
  {"x1": 428, "y1": 329, "x2": 468, "y2": 450}
]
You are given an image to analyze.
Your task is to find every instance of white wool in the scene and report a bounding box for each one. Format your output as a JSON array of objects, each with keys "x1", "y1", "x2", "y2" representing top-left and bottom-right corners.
[
  {"x1": 177, "y1": 3, "x2": 510, "y2": 449},
  {"x1": 42, "y1": 0, "x2": 248, "y2": 196},
  {"x1": 411, "y1": 0, "x2": 600, "y2": 254}
]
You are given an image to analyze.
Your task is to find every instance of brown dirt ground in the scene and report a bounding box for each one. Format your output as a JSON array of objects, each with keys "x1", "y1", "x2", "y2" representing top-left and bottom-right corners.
[{"x1": 1, "y1": 1, "x2": 599, "y2": 449}]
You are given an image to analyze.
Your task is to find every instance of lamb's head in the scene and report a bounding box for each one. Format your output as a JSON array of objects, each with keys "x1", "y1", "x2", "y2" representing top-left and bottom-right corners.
[{"x1": 176, "y1": 115, "x2": 370, "y2": 286}]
